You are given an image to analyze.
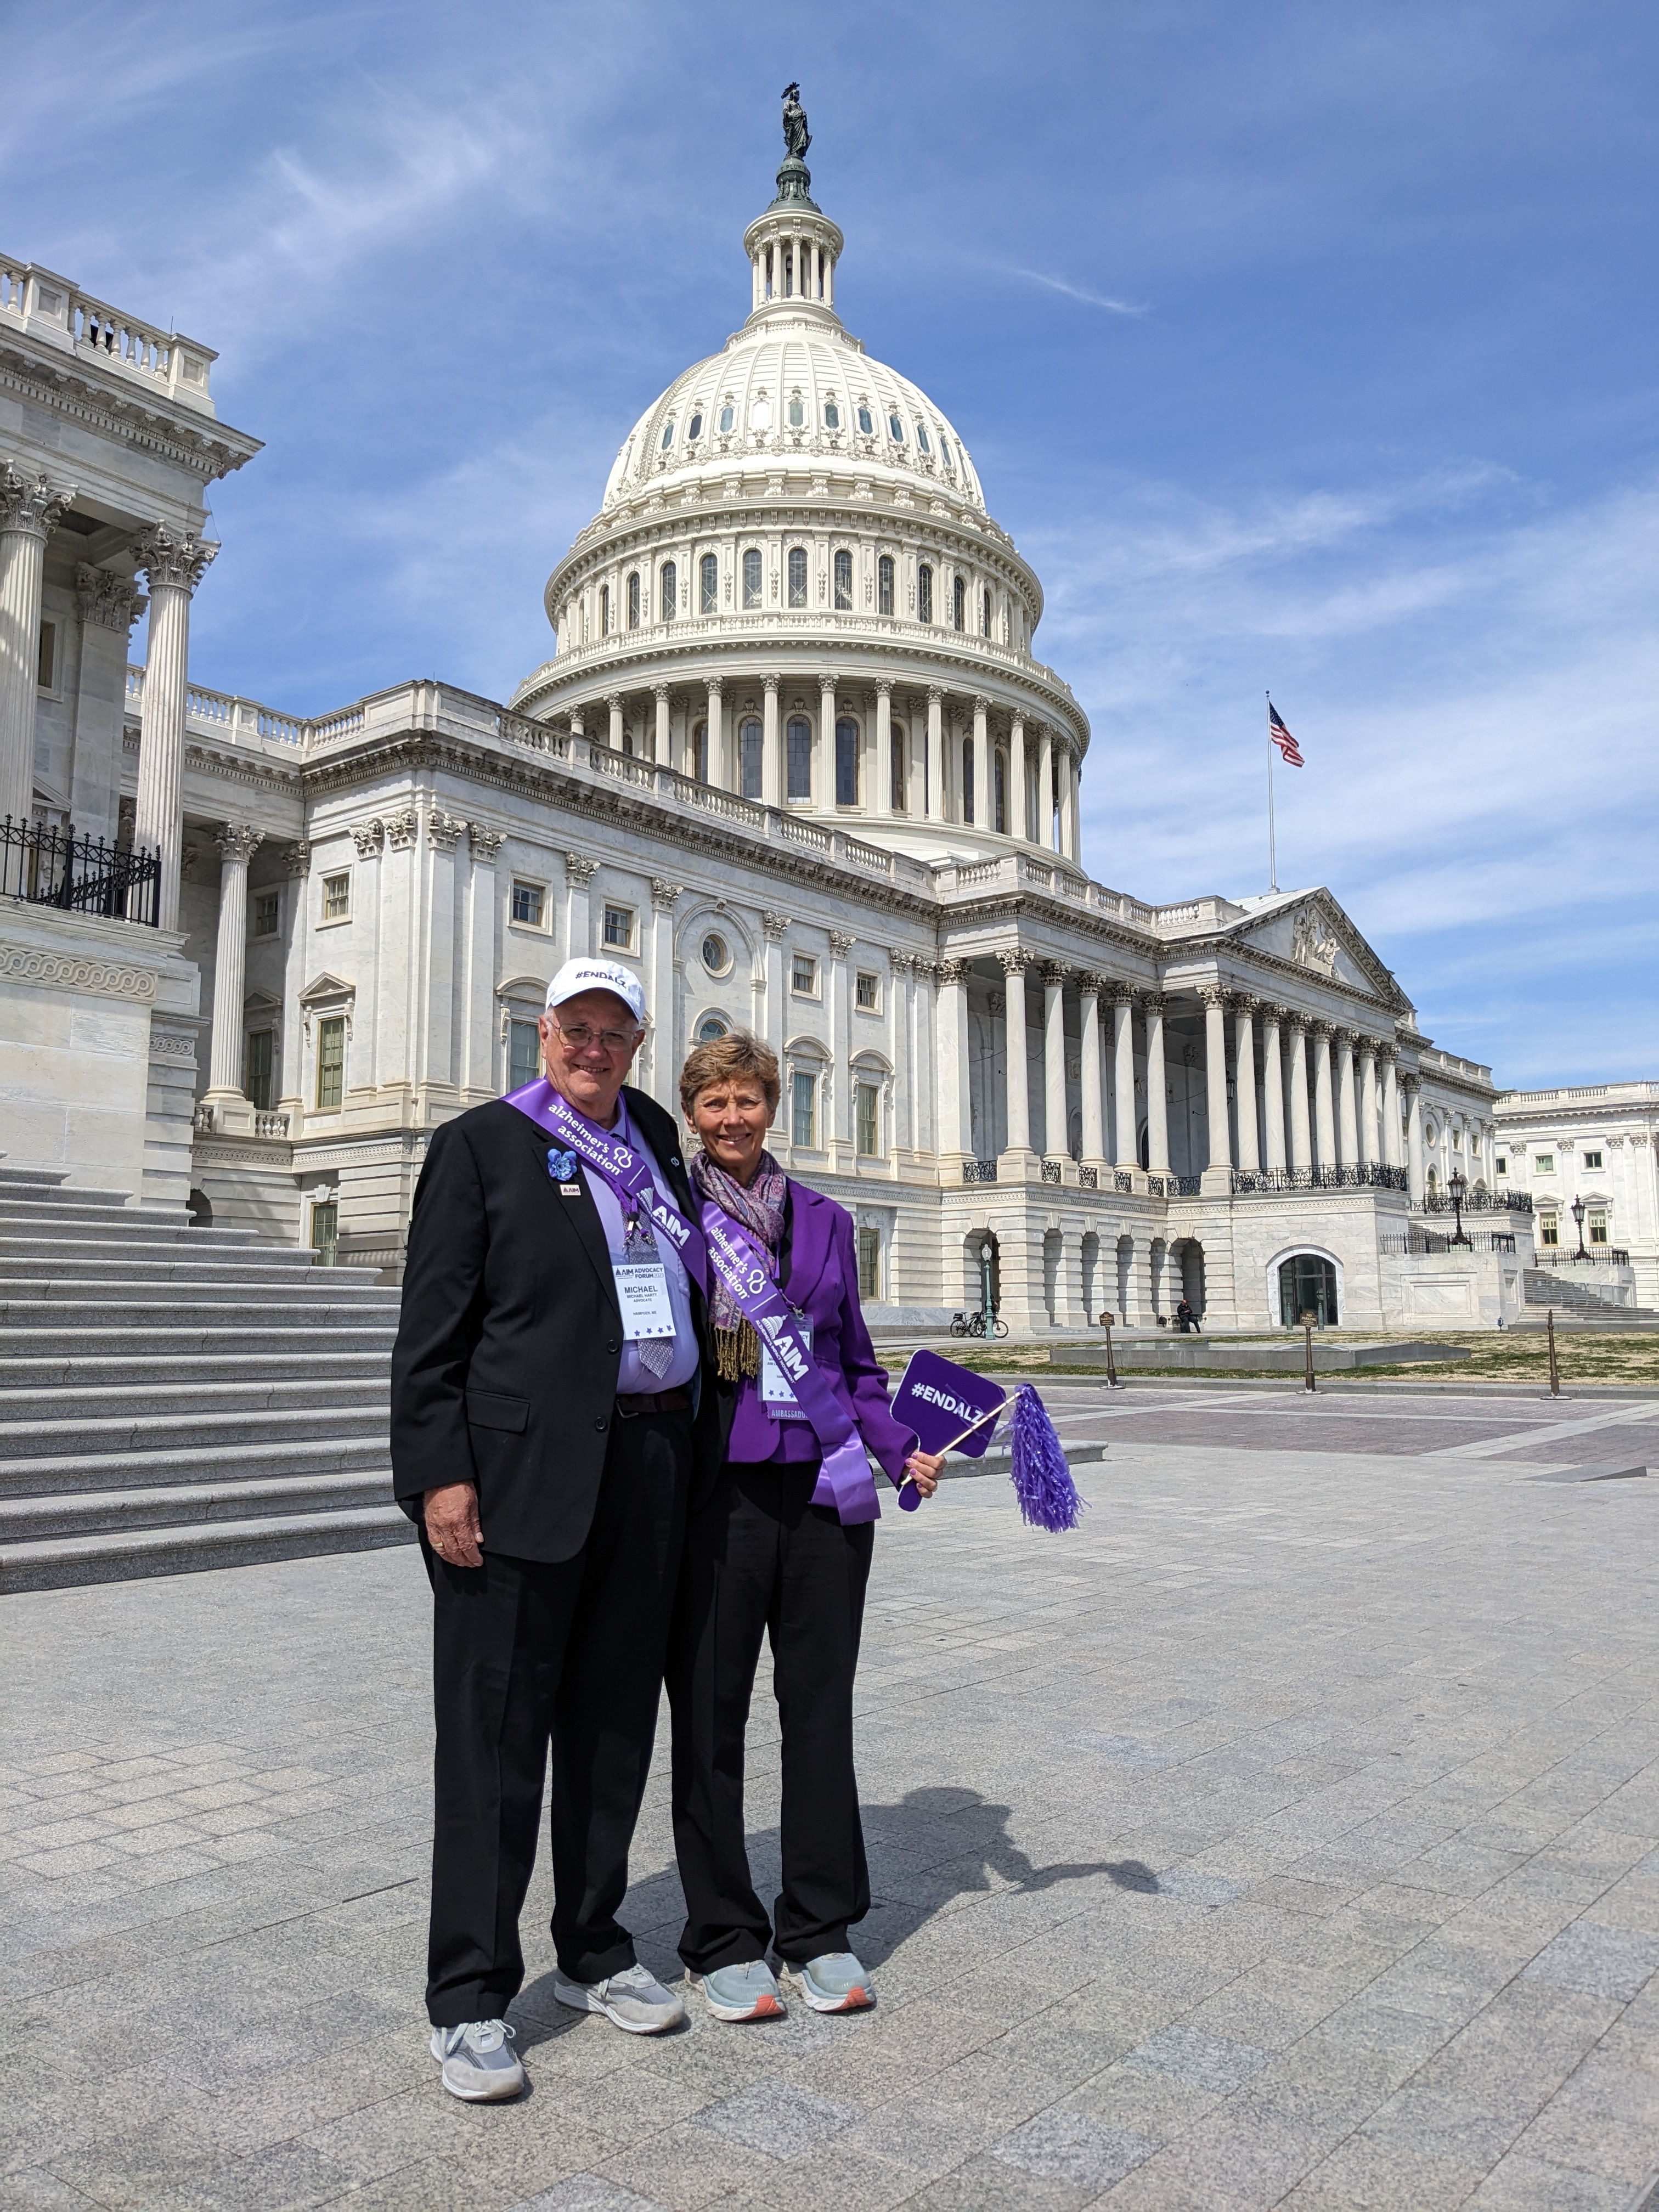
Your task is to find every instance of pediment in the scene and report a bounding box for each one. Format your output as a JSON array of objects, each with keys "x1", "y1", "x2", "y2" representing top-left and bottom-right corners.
[
  {"x1": 1233, "y1": 891, "x2": 1410, "y2": 1013},
  {"x1": 299, "y1": 971, "x2": 355, "y2": 1007},
  {"x1": 495, "y1": 973, "x2": 549, "y2": 1006}
]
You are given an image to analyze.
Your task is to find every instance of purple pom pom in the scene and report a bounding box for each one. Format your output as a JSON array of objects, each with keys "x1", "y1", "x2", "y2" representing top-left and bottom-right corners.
[{"x1": 1008, "y1": 1386, "x2": 1085, "y2": 1532}]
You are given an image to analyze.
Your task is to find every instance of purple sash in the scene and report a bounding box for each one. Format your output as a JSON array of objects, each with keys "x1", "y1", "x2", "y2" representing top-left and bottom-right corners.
[{"x1": 504, "y1": 1080, "x2": 881, "y2": 1523}]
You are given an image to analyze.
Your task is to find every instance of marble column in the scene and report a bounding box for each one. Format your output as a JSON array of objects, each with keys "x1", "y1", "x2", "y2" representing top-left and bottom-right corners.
[
  {"x1": 1286, "y1": 1018, "x2": 1312, "y2": 1171},
  {"x1": 1405, "y1": 1076, "x2": 1425, "y2": 1201},
  {"x1": 1010, "y1": 715, "x2": 1028, "y2": 840},
  {"x1": 1380, "y1": 1049, "x2": 1402, "y2": 1168},
  {"x1": 872, "y1": 680, "x2": 893, "y2": 817},
  {"x1": 762, "y1": 674, "x2": 782, "y2": 806},
  {"x1": 1060, "y1": 749, "x2": 1079, "y2": 862},
  {"x1": 972, "y1": 696, "x2": 990, "y2": 834},
  {"x1": 1337, "y1": 1030, "x2": 1359, "y2": 1166},
  {"x1": 1037, "y1": 728, "x2": 1054, "y2": 853},
  {"x1": 607, "y1": 693, "x2": 624, "y2": 751},
  {"x1": 706, "y1": 678, "x2": 725, "y2": 789},
  {"x1": 1312, "y1": 1022, "x2": 1336, "y2": 1169},
  {"x1": 1111, "y1": 989, "x2": 1138, "y2": 1170},
  {"x1": 924, "y1": 687, "x2": 945, "y2": 821},
  {"x1": 1201, "y1": 986, "x2": 1232, "y2": 1184},
  {"x1": 133, "y1": 524, "x2": 216, "y2": 931},
  {"x1": 1359, "y1": 1040, "x2": 1380, "y2": 1164},
  {"x1": 1043, "y1": 963, "x2": 1068, "y2": 1161},
  {"x1": 828, "y1": 930, "x2": 853, "y2": 1163},
  {"x1": 1260, "y1": 1006, "x2": 1287, "y2": 1172},
  {"x1": 935, "y1": 959, "x2": 972, "y2": 1165},
  {"x1": 653, "y1": 685, "x2": 670, "y2": 766},
  {"x1": 998, "y1": 951, "x2": 1033, "y2": 1159},
  {"x1": 462, "y1": 823, "x2": 504, "y2": 1097},
  {"x1": 204, "y1": 825, "x2": 262, "y2": 1109},
  {"x1": 277, "y1": 839, "x2": 312, "y2": 1124},
  {"x1": 819, "y1": 673, "x2": 836, "y2": 806},
  {"x1": 0, "y1": 466, "x2": 75, "y2": 827},
  {"x1": 1143, "y1": 993, "x2": 1170, "y2": 1173},
  {"x1": 1233, "y1": 996, "x2": 1260, "y2": 1172},
  {"x1": 1079, "y1": 975, "x2": 1105, "y2": 1170}
]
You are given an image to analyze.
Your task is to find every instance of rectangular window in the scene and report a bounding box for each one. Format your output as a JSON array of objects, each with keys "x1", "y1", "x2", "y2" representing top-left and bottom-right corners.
[
  {"x1": 602, "y1": 904, "x2": 634, "y2": 951},
  {"x1": 1496, "y1": 1157, "x2": 1508, "y2": 1176},
  {"x1": 321, "y1": 871, "x2": 350, "y2": 921},
  {"x1": 1588, "y1": 1207, "x2": 1609, "y2": 1245},
  {"x1": 918, "y1": 564, "x2": 933, "y2": 624},
  {"x1": 878, "y1": 554, "x2": 894, "y2": 616},
  {"x1": 251, "y1": 889, "x2": 280, "y2": 938},
  {"x1": 1583, "y1": 1150, "x2": 1602, "y2": 1170},
  {"x1": 309, "y1": 1200, "x2": 338, "y2": 1262},
  {"x1": 510, "y1": 879, "x2": 544, "y2": 927},
  {"x1": 791, "y1": 1068, "x2": 817, "y2": 1149},
  {"x1": 786, "y1": 716, "x2": 812, "y2": 799},
  {"x1": 739, "y1": 719, "x2": 763, "y2": 800},
  {"x1": 701, "y1": 552, "x2": 719, "y2": 613},
  {"x1": 791, "y1": 953, "x2": 816, "y2": 996},
  {"x1": 856, "y1": 1081, "x2": 881, "y2": 1159},
  {"x1": 833, "y1": 548, "x2": 853, "y2": 610},
  {"x1": 627, "y1": 571, "x2": 640, "y2": 628},
  {"x1": 856, "y1": 1224, "x2": 881, "y2": 1299},
  {"x1": 787, "y1": 546, "x2": 808, "y2": 608},
  {"x1": 1535, "y1": 1153, "x2": 1554, "y2": 1173},
  {"x1": 507, "y1": 1017, "x2": 541, "y2": 1092},
  {"x1": 1540, "y1": 1214, "x2": 1559, "y2": 1246},
  {"x1": 315, "y1": 1017, "x2": 345, "y2": 1110},
  {"x1": 742, "y1": 548, "x2": 763, "y2": 610},
  {"x1": 855, "y1": 970, "x2": 878, "y2": 1012},
  {"x1": 37, "y1": 620, "x2": 56, "y2": 689},
  {"x1": 244, "y1": 1028, "x2": 274, "y2": 1110}
]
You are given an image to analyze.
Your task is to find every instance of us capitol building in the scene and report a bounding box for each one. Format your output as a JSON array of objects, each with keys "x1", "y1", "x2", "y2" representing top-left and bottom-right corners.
[{"x1": 5, "y1": 99, "x2": 1650, "y2": 1333}]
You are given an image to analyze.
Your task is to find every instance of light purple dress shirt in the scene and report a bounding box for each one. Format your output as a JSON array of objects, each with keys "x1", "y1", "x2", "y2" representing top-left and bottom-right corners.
[{"x1": 586, "y1": 1094, "x2": 699, "y2": 1395}]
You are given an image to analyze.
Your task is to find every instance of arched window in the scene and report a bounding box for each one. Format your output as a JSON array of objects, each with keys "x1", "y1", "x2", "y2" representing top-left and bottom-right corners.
[
  {"x1": 994, "y1": 748, "x2": 1007, "y2": 834},
  {"x1": 696, "y1": 1013, "x2": 730, "y2": 1045},
  {"x1": 718, "y1": 403, "x2": 735, "y2": 433},
  {"x1": 660, "y1": 420, "x2": 675, "y2": 451},
  {"x1": 742, "y1": 548, "x2": 763, "y2": 610},
  {"x1": 856, "y1": 404, "x2": 873, "y2": 435},
  {"x1": 940, "y1": 435, "x2": 955, "y2": 473},
  {"x1": 962, "y1": 735, "x2": 975, "y2": 825},
  {"x1": 786, "y1": 716, "x2": 812, "y2": 799},
  {"x1": 691, "y1": 721, "x2": 708, "y2": 783},
  {"x1": 918, "y1": 563, "x2": 933, "y2": 624},
  {"x1": 787, "y1": 547, "x2": 808, "y2": 608},
  {"x1": 890, "y1": 726, "x2": 906, "y2": 811},
  {"x1": 687, "y1": 410, "x2": 703, "y2": 441},
  {"x1": 823, "y1": 400, "x2": 840, "y2": 430},
  {"x1": 981, "y1": 589, "x2": 992, "y2": 638},
  {"x1": 739, "y1": 717, "x2": 763, "y2": 799},
  {"x1": 701, "y1": 552, "x2": 719, "y2": 614},
  {"x1": 600, "y1": 583, "x2": 611, "y2": 635},
  {"x1": 627, "y1": 572, "x2": 640, "y2": 629},
  {"x1": 915, "y1": 421, "x2": 932, "y2": 455},
  {"x1": 661, "y1": 561, "x2": 676, "y2": 623},
  {"x1": 833, "y1": 549, "x2": 853, "y2": 610},
  {"x1": 877, "y1": 555, "x2": 894, "y2": 616},
  {"x1": 787, "y1": 395, "x2": 804, "y2": 427},
  {"x1": 888, "y1": 411, "x2": 905, "y2": 443},
  {"x1": 952, "y1": 575, "x2": 966, "y2": 631},
  {"x1": 836, "y1": 717, "x2": 859, "y2": 806}
]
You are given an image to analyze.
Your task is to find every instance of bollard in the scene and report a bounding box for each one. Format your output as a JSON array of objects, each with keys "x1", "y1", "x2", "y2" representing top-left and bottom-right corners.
[
  {"x1": 1546, "y1": 1304, "x2": 1560, "y2": 1398},
  {"x1": 1102, "y1": 1312, "x2": 1120, "y2": 1388},
  {"x1": 1301, "y1": 1311, "x2": 1317, "y2": 1393}
]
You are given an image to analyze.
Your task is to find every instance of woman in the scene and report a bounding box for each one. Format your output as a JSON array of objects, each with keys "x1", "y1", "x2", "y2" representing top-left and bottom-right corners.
[{"x1": 668, "y1": 1031, "x2": 944, "y2": 2023}]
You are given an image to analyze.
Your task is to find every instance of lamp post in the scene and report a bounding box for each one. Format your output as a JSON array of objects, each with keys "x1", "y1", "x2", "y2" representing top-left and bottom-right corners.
[
  {"x1": 1571, "y1": 1194, "x2": 1587, "y2": 1261},
  {"x1": 1448, "y1": 1167, "x2": 1472, "y2": 1248}
]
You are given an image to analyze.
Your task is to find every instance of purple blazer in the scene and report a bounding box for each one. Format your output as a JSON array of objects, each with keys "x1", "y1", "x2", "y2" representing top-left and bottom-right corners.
[{"x1": 724, "y1": 1178, "x2": 917, "y2": 1486}]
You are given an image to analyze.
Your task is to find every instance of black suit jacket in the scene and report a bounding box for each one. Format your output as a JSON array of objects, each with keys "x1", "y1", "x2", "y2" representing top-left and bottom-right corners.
[{"x1": 390, "y1": 1086, "x2": 722, "y2": 1562}]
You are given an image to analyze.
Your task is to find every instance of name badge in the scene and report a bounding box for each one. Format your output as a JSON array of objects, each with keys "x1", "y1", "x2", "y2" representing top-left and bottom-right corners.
[
  {"x1": 612, "y1": 1256, "x2": 676, "y2": 1343},
  {"x1": 761, "y1": 1313, "x2": 812, "y2": 1421}
]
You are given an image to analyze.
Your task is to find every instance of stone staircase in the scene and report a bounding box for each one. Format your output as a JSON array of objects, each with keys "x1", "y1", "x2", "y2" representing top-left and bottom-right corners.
[
  {"x1": 1517, "y1": 1267, "x2": 1659, "y2": 1331},
  {"x1": 0, "y1": 1166, "x2": 411, "y2": 1594}
]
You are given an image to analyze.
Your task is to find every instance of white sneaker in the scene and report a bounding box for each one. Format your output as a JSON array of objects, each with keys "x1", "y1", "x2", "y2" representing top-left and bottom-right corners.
[
  {"x1": 430, "y1": 2018, "x2": 524, "y2": 2101},
  {"x1": 553, "y1": 1960, "x2": 686, "y2": 2035}
]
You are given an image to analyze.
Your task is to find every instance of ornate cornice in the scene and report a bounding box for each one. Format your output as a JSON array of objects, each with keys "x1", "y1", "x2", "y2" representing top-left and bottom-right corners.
[{"x1": 0, "y1": 341, "x2": 260, "y2": 482}]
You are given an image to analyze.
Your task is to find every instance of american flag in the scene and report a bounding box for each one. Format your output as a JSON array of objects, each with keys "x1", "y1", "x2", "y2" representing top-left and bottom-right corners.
[{"x1": 1268, "y1": 702, "x2": 1304, "y2": 766}]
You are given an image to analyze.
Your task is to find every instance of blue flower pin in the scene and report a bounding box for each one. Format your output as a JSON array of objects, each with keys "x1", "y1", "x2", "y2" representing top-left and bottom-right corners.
[{"x1": 546, "y1": 1148, "x2": 579, "y2": 1183}]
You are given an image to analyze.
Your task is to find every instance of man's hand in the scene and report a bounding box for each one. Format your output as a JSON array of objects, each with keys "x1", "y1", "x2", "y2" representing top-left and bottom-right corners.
[
  {"x1": 900, "y1": 1449, "x2": 945, "y2": 1501},
  {"x1": 424, "y1": 1481, "x2": 484, "y2": 1568}
]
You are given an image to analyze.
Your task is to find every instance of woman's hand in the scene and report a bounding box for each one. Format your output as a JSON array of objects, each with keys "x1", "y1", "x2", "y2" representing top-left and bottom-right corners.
[{"x1": 901, "y1": 1449, "x2": 945, "y2": 1500}]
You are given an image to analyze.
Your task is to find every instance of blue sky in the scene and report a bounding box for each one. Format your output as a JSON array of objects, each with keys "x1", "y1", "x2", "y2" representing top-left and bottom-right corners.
[{"x1": 9, "y1": 0, "x2": 1656, "y2": 1084}]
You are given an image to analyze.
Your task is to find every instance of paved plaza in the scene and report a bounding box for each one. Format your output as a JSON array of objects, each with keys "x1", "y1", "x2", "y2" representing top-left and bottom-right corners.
[{"x1": 5, "y1": 1380, "x2": 1659, "y2": 2211}]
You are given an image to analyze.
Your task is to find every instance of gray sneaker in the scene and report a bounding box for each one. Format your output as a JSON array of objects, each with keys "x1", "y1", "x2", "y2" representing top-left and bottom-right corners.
[
  {"x1": 786, "y1": 1951, "x2": 874, "y2": 2013},
  {"x1": 430, "y1": 2018, "x2": 524, "y2": 2101},
  {"x1": 697, "y1": 1959, "x2": 787, "y2": 2022},
  {"x1": 553, "y1": 1961, "x2": 686, "y2": 2035}
]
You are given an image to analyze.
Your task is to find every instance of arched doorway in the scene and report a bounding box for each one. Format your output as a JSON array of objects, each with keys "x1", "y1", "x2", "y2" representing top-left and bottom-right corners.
[{"x1": 1279, "y1": 1253, "x2": 1338, "y2": 1327}]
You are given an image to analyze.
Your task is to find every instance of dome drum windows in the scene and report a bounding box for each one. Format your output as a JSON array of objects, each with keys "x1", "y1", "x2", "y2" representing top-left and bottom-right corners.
[
  {"x1": 660, "y1": 420, "x2": 675, "y2": 452},
  {"x1": 738, "y1": 718, "x2": 763, "y2": 800},
  {"x1": 877, "y1": 554, "x2": 894, "y2": 617},
  {"x1": 787, "y1": 546, "x2": 808, "y2": 610},
  {"x1": 823, "y1": 400, "x2": 840, "y2": 431},
  {"x1": 687, "y1": 411, "x2": 703, "y2": 442},
  {"x1": 980, "y1": 588, "x2": 992, "y2": 639},
  {"x1": 952, "y1": 575, "x2": 966, "y2": 632},
  {"x1": 718, "y1": 403, "x2": 735, "y2": 434},
  {"x1": 600, "y1": 583, "x2": 612, "y2": 635},
  {"x1": 749, "y1": 396, "x2": 771, "y2": 432},
  {"x1": 742, "y1": 548, "x2": 763, "y2": 611},
  {"x1": 856, "y1": 404, "x2": 874, "y2": 436},
  {"x1": 833, "y1": 548, "x2": 853, "y2": 611},
  {"x1": 917, "y1": 563, "x2": 934, "y2": 625},
  {"x1": 915, "y1": 422, "x2": 932, "y2": 456},
  {"x1": 701, "y1": 553, "x2": 719, "y2": 615},
  {"x1": 835, "y1": 718, "x2": 860, "y2": 807},
  {"x1": 627, "y1": 572, "x2": 641, "y2": 630},
  {"x1": 786, "y1": 716, "x2": 812, "y2": 799},
  {"x1": 787, "y1": 394, "x2": 805, "y2": 429},
  {"x1": 888, "y1": 412, "x2": 905, "y2": 444}
]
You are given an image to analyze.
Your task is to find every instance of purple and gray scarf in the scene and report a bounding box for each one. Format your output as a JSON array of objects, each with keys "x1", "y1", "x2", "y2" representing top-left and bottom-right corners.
[{"x1": 690, "y1": 1148, "x2": 788, "y2": 1381}]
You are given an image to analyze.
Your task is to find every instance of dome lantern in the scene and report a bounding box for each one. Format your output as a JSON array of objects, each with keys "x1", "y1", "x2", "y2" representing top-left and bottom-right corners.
[{"x1": 741, "y1": 84, "x2": 844, "y2": 323}]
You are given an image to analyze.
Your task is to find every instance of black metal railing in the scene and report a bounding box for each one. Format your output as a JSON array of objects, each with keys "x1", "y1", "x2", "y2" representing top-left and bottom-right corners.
[
  {"x1": 1380, "y1": 1229, "x2": 1517, "y2": 1256},
  {"x1": 1041, "y1": 1158, "x2": 1063, "y2": 1184},
  {"x1": 1, "y1": 815, "x2": 161, "y2": 926},
  {"x1": 1534, "y1": 1246, "x2": 1630, "y2": 1268},
  {"x1": 1114, "y1": 1169, "x2": 1135, "y2": 1194},
  {"x1": 1079, "y1": 1165, "x2": 1099, "y2": 1189},
  {"x1": 1418, "y1": 1187, "x2": 1532, "y2": 1216},
  {"x1": 962, "y1": 1158, "x2": 998, "y2": 1184},
  {"x1": 1147, "y1": 1173, "x2": 1203, "y2": 1198},
  {"x1": 1234, "y1": 1163, "x2": 1410, "y2": 1194}
]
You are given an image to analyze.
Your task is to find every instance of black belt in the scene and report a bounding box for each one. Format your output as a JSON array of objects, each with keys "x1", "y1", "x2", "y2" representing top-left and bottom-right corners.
[{"x1": 616, "y1": 1387, "x2": 692, "y2": 1417}]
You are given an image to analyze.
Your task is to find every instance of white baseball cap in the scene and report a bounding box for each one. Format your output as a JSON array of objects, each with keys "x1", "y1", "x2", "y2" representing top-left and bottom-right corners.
[{"x1": 545, "y1": 957, "x2": 646, "y2": 1025}]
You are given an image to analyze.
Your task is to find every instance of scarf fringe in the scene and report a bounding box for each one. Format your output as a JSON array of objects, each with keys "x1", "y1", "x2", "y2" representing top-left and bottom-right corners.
[{"x1": 714, "y1": 1319, "x2": 763, "y2": 1383}]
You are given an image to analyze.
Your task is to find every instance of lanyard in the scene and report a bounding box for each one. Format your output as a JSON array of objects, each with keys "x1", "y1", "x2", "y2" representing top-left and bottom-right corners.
[{"x1": 503, "y1": 1079, "x2": 881, "y2": 1522}]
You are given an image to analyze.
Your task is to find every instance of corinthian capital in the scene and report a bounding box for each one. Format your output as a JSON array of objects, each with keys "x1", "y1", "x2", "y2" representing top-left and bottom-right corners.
[
  {"x1": 0, "y1": 462, "x2": 76, "y2": 539},
  {"x1": 997, "y1": 948, "x2": 1030, "y2": 977},
  {"x1": 134, "y1": 523, "x2": 217, "y2": 594},
  {"x1": 76, "y1": 563, "x2": 148, "y2": 634},
  {"x1": 214, "y1": 823, "x2": 262, "y2": 866}
]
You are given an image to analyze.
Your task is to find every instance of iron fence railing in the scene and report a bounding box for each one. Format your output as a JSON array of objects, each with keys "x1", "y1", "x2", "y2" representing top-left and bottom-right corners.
[
  {"x1": 1418, "y1": 1186, "x2": 1532, "y2": 1216},
  {"x1": 962, "y1": 1158, "x2": 998, "y2": 1184},
  {"x1": 1534, "y1": 1246, "x2": 1630, "y2": 1268},
  {"x1": 1234, "y1": 1163, "x2": 1410, "y2": 1194},
  {"x1": 1, "y1": 815, "x2": 161, "y2": 925},
  {"x1": 1041, "y1": 1158, "x2": 1063, "y2": 1184},
  {"x1": 1380, "y1": 1230, "x2": 1518, "y2": 1256}
]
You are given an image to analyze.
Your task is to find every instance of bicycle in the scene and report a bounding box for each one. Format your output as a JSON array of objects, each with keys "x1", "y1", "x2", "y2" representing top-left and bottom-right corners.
[{"x1": 949, "y1": 1308, "x2": 1009, "y2": 1340}]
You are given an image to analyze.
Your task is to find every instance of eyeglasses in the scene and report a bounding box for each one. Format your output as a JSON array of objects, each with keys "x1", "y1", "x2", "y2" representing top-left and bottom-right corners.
[{"x1": 551, "y1": 1020, "x2": 641, "y2": 1054}]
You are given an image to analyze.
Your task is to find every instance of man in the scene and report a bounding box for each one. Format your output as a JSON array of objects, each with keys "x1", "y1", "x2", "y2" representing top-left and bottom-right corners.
[{"x1": 392, "y1": 956, "x2": 720, "y2": 2102}]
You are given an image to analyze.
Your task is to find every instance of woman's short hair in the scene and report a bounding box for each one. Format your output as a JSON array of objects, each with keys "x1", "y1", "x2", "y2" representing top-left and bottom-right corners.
[{"x1": 679, "y1": 1030, "x2": 780, "y2": 1118}]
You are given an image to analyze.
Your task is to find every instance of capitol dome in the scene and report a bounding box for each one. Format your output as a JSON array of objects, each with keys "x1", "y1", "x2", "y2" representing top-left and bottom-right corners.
[{"x1": 514, "y1": 116, "x2": 1089, "y2": 868}]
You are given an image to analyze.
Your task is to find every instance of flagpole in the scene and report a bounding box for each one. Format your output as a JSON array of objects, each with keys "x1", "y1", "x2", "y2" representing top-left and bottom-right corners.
[{"x1": 1266, "y1": 692, "x2": 1278, "y2": 893}]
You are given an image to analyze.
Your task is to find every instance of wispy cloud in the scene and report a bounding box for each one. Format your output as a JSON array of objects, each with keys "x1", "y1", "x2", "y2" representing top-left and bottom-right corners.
[{"x1": 999, "y1": 266, "x2": 1148, "y2": 315}]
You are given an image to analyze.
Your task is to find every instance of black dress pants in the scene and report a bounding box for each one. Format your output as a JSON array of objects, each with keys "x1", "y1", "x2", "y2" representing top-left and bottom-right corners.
[
  {"x1": 668, "y1": 1458, "x2": 874, "y2": 1975},
  {"x1": 425, "y1": 1404, "x2": 691, "y2": 2027}
]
